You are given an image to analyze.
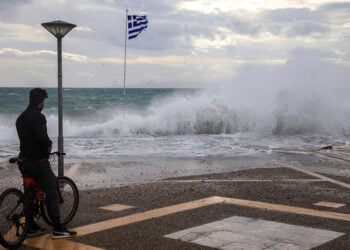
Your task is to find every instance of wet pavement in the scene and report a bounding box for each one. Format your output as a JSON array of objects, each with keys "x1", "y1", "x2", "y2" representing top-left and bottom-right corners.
[{"x1": 1, "y1": 151, "x2": 350, "y2": 249}]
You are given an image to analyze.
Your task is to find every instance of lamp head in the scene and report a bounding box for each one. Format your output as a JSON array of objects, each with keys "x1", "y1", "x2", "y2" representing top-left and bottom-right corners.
[{"x1": 42, "y1": 20, "x2": 76, "y2": 38}]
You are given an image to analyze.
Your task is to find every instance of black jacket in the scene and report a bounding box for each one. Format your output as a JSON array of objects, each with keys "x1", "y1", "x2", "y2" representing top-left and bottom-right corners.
[{"x1": 16, "y1": 105, "x2": 52, "y2": 160}]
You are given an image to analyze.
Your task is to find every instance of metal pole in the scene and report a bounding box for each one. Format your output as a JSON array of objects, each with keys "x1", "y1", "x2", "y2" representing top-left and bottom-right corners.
[
  {"x1": 123, "y1": 9, "x2": 128, "y2": 96},
  {"x1": 57, "y1": 37, "x2": 64, "y2": 177}
]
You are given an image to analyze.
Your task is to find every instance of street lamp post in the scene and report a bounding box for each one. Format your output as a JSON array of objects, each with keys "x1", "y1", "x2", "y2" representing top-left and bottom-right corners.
[{"x1": 42, "y1": 20, "x2": 76, "y2": 177}]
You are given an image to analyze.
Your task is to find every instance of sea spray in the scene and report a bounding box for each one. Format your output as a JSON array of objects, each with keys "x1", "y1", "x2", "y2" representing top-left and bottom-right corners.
[
  {"x1": 216, "y1": 52, "x2": 350, "y2": 136},
  {"x1": 55, "y1": 86, "x2": 350, "y2": 137},
  {"x1": 1, "y1": 87, "x2": 350, "y2": 160},
  {"x1": 1, "y1": 84, "x2": 350, "y2": 141},
  {"x1": 56, "y1": 92, "x2": 257, "y2": 137}
]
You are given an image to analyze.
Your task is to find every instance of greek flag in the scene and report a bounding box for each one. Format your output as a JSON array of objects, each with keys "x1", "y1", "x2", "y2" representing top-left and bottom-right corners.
[{"x1": 128, "y1": 15, "x2": 148, "y2": 39}]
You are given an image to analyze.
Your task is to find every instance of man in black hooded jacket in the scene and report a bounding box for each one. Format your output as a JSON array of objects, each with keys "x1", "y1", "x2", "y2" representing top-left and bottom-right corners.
[{"x1": 16, "y1": 88, "x2": 76, "y2": 239}]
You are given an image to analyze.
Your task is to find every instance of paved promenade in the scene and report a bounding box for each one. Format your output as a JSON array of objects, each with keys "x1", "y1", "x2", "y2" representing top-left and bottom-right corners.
[{"x1": 1, "y1": 151, "x2": 350, "y2": 249}]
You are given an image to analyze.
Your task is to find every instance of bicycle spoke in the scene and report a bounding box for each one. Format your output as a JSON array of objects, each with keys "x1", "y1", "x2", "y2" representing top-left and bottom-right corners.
[
  {"x1": 4, "y1": 216, "x2": 26, "y2": 242},
  {"x1": 0, "y1": 189, "x2": 28, "y2": 249},
  {"x1": 42, "y1": 176, "x2": 79, "y2": 226}
]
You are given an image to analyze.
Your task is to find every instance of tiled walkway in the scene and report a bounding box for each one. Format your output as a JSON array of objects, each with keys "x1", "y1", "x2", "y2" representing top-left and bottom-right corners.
[{"x1": 166, "y1": 216, "x2": 344, "y2": 249}]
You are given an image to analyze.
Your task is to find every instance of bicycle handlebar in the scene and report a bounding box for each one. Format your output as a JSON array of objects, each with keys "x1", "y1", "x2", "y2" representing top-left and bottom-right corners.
[
  {"x1": 9, "y1": 152, "x2": 66, "y2": 164},
  {"x1": 50, "y1": 151, "x2": 66, "y2": 156},
  {"x1": 9, "y1": 158, "x2": 18, "y2": 164}
]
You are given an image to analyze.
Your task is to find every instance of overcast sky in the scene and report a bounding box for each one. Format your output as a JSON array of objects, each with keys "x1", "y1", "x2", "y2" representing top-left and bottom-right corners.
[{"x1": 0, "y1": 0, "x2": 349, "y2": 88}]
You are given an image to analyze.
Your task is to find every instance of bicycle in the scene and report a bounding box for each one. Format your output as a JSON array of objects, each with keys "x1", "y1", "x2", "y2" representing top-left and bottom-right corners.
[{"x1": 0, "y1": 152, "x2": 79, "y2": 249}]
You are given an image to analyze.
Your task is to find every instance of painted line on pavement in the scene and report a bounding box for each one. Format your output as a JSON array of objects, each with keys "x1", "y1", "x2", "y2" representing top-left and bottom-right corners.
[
  {"x1": 286, "y1": 164, "x2": 350, "y2": 189},
  {"x1": 100, "y1": 204, "x2": 135, "y2": 212},
  {"x1": 314, "y1": 201, "x2": 346, "y2": 208},
  {"x1": 316, "y1": 152, "x2": 350, "y2": 162},
  {"x1": 221, "y1": 196, "x2": 350, "y2": 221},
  {"x1": 74, "y1": 196, "x2": 223, "y2": 236},
  {"x1": 155, "y1": 179, "x2": 322, "y2": 183},
  {"x1": 21, "y1": 195, "x2": 350, "y2": 249},
  {"x1": 24, "y1": 234, "x2": 104, "y2": 250},
  {"x1": 75, "y1": 196, "x2": 350, "y2": 237},
  {"x1": 65, "y1": 163, "x2": 81, "y2": 178}
]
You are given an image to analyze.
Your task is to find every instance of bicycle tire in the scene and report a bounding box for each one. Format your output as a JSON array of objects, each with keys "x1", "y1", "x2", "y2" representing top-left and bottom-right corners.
[
  {"x1": 0, "y1": 188, "x2": 29, "y2": 249},
  {"x1": 42, "y1": 176, "x2": 79, "y2": 226}
]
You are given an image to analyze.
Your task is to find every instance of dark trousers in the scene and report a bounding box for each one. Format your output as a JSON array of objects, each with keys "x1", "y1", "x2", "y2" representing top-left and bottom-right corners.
[{"x1": 22, "y1": 160, "x2": 61, "y2": 230}]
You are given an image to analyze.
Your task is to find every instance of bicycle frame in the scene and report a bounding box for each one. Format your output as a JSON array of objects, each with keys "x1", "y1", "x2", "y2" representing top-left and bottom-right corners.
[
  {"x1": 5, "y1": 200, "x2": 22, "y2": 222},
  {"x1": 23, "y1": 177, "x2": 46, "y2": 203}
]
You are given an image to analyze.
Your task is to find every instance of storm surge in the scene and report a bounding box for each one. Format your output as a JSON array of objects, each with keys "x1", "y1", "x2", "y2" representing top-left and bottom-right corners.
[
  {"x1": 57, "y1": 82, "x2": 350, "y2": 138},
  {"x1": 1, "y1": 82, "x2": 349, "y2": 160},
  {"x1": 59, "y1": 92, "x2": 252, "y2": 137},
  {"x1": 1, "y1": 74, "x2": 350, "y2": 141}
]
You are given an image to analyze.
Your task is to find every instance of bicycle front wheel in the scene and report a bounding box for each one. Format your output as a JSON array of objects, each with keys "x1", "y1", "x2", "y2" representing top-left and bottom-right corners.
[
  {"x1": 0, "y1": 188, "x2": 29, "y2": 249},
  {"x1": 42, "y1": 176, "x2": 79, "y2": 226}
]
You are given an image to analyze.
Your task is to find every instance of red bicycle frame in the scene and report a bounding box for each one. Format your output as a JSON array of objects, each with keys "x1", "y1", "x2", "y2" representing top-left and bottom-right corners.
[{"x1": 23, "y1": 177, "x2": 45, "y2": 202}]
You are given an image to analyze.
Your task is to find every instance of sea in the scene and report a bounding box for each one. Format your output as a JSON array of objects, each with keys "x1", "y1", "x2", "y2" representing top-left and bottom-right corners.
[{"x1": 1, "y1": 85, "x2": 350, "y2": 163}]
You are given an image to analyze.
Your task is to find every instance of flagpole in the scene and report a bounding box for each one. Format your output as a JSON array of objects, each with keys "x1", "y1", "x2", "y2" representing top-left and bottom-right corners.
[{"x1": 123, "y1": 9, "x2": 128, "y2": 96}]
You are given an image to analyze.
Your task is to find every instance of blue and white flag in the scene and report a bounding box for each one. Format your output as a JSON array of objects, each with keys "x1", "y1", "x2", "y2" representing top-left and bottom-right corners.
[{"x1": 128, "y1": 15, "x2": 148, "y2": 39}]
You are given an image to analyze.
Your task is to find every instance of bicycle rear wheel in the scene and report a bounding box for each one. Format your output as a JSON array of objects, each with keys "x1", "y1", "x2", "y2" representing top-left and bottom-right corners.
[
  {"x1": 42, "y1": 176, "x2": 79, "y2": 226},
  {"x1": 0, "y1": 188, "x2": 29, "y2": 249}
]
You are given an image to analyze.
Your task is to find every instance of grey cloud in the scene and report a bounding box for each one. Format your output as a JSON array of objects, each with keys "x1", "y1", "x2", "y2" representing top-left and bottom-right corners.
[
  {"x1": 319, "y1": 2, "x2": 350, "y2": 11},
  {"x1": 233, "y1": 47, "x2": 347, "y2": 87},
  {"x1": 124, "y1": 19, "x2": 183, "y2": 51},
  {"x1": 258, "y1": 8, "x2": 333, "y2": 38},
  {"x1": 223, "y1": 15, "x2": 263, "y2": 36},
  {"x1": 0, "y1": 0, "x2": 32, "y2": 9},
  {"x1": 115, "y1": 11, "x2": 218, "y2": 51},
  {"x1": 127, "y1": 19, "x2": 210, "y2": 51},
  {"x1": 285, "y1": 21, "x2": 331, "y2": 37},
  {"x1": 262, "y1": 8, "x2": 318, "y2": 23},
  {"x1": 41, "y1": 1, "x2": 179, "y2": 52},
  {"x1": 0, "y1": 0, "x2": 34, "y2": 21},
  {"x1": 172, "y1": 12, "x2": 217, "y2": 38},
  {"x1": 289, "y1": 47, "x2": 337, "y2": 62},
  {"x1": 220, "y1": 8, "x2": 329, "y2": 38},
  {"x1": 112, "y1": 0, "x2": 176, "y2": 13}
]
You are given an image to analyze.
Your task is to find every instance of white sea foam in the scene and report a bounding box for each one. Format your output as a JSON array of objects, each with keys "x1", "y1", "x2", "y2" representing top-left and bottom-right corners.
[
  {"x1": 1, "y1": 76, "x2": 350, "y2": 161},
  {"x1": 39, "y1": 84, "x2": 350, "y2": 138},
  {"x1": 2, "y1": 80, "x2": 350, "y2": 144},
  {"x1": 0, "y1": 115, "x2": 18, "y2": 144},
  {"x1": 41, "y1": 93, "x2": 250, "y2": 137}
]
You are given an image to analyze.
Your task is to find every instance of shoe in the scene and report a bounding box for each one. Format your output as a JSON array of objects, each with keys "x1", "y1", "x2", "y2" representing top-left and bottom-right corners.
[
  {"x1": 52, "y1": 227, "x2": 77, "y2": 239},
  {"x1": 27, "y1": 227, "x2": 47, "y2": 237}
]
